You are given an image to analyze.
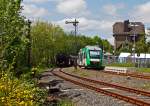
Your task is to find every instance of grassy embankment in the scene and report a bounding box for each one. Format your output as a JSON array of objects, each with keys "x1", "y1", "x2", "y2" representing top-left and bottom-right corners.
[{"x1": 106, "y1": 63, "x2": 150, "y2": 73}]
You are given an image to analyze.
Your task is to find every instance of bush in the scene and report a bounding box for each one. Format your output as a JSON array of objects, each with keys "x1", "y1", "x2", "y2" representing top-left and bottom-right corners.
[
  {"x1": 31, "y1": 67, "x2": 38, "y2": 77},
  {"x1": 0, "y1": 71, "x2": 47, "y2": 106}
]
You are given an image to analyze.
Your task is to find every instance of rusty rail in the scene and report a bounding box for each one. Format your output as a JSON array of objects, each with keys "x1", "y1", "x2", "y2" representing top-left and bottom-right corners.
[
  {"x1": 52, "y1": 70, "x2": 150, "y2": 106},
  {"x1": 60, "y1": 69, "x2": 150, "y2": 97}
]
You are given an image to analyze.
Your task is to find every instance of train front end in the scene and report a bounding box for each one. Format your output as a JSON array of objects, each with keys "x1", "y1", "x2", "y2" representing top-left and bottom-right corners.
[
  {"x1": 78, "y1": 46, "x2": 103, "y2": 69},
  {"x1": 87, "y1": 46, "x2": 103, "y2": 68}
]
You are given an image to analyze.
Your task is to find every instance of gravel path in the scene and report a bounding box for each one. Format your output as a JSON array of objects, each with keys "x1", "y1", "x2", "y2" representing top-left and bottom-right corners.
[
  {"x1": 64, "y1": 67, "x2": 150, "y2": 91},
  {"x1": 38, "y1": 69, "x2": 135, "y2": 106}
]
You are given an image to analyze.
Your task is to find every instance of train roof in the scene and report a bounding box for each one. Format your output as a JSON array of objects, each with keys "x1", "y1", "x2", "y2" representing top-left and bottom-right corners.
[{"x1": 85, "y1": 46, "x2": 101, "y2": 50}]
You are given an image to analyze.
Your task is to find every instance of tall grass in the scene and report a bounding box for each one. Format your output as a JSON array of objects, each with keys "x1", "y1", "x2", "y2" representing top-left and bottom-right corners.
[{"x1": 107, "y1": 63, "x2": 134, "y2": 67}]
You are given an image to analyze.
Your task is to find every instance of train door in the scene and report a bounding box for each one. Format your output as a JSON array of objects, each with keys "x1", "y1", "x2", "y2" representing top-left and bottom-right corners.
[
  {"x1": 82, "y1": 51, "x2": 87, "y2": 67},
  {"x1": 78, "y1": 52, "x2": 82, "y2": 66}
]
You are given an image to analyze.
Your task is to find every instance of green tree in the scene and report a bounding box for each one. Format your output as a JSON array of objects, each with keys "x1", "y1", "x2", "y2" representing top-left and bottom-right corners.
[
  {"x1": 0, "y1": 0, "x2": 28, "y2": 73},
  {"x1": 148, "y1": 41, "x2": 150, "y2": 53},
  {"x1": 93, "y1": 36, "x2": 103, "y2": 46},
  {"x1": 31, "y1": 21, "x2": 66, "y2": 67},
  {"x1": 102, "y1": 39, "x2": 113, "y2": 53},
  {"x1": 135, "y1": 36, "x2": 148, "y2": 54},
  {"x1": 31, "y1": 21, "x2": 113, "y2": 67}
]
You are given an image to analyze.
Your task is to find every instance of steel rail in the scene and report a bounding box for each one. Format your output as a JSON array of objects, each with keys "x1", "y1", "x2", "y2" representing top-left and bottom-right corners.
[
  {"x1": 60, "y1": 69, "x2": 150, "y2": 97},
  {"x1": 52, "y1": 70, "x2": 150, "y2": 106},
  {"x1": 103, "y1": 71, "x2": 150, "y2": 80}
]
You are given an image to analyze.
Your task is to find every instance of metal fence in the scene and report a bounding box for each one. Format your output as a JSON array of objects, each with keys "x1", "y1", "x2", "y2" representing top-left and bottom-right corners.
[
  {"x1": 103, "y1": 56, "x2": 150, "y2": 68},
  {"x1": 135, "y1": 59, "x2": 150, "y2": 68},
  {"x1": 103, "y1": 56, "x2": 118, "y2": 65}
]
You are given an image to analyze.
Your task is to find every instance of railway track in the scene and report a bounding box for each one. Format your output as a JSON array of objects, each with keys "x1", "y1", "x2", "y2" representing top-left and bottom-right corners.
[
  {"x1": 60, "y1": 69, "x2": 150, "y2": 97},
  {"x1": 52, "y1": 68, "x2": 150, "y2": 106},
  {"x1": 103, "y1": 71, "x2": 150, "y2": 80},
  {"x1": 79, "y1": 67, "x2": 150, "y2": 80}
]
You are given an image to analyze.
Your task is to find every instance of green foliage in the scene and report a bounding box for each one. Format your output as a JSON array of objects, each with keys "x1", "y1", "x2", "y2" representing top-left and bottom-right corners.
[
  {"x1": 0, "y1": 1, "x2": 48, "y2": 105},
  {"x1": 148, "y1": 41, "x2": 150, "y2": 52},
  {"x1": 0, "y1": 71, "x2": 47, "y2": 106},
  {"x1": 115, "y1": 41, "x2": 133, "y2": 55},
  {"x1": 0, "y1": 0, "x2": 29, "y2": 73},
  {"x1": 117, "y1": 36, "x2": 150, "y2": 55},
  {"x1": 31, "y1": 21, "x2": 113, "y2": 67},
  {"x1": 107, "y1": 62, "x2": 134, "y2": 67},
  {"x1": 31, "y1": 21, "x2": 66, "y2": 67},
  {"x1": 102, "y1": 39, "x2": 113, "y2": 53},
  {"x1": 135, "y1": 36, "x2": 148, "y2": 54},
  {"x1": 137, "y1": 68, "x2": 150, "y2": 73}
]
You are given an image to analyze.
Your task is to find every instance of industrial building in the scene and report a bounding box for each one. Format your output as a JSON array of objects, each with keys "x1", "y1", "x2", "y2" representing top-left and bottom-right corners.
[{"x1": 113, "y1": 20, "x2": 145, "y2": 50}]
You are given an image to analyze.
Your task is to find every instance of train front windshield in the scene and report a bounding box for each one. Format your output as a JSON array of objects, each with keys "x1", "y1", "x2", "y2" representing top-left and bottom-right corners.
[{"x1": 89, "y1": 50, "x2": 100, "y2": 59}]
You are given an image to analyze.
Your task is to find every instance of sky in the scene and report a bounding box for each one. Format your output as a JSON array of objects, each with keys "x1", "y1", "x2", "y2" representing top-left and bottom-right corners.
[{"x1": 22, "y1": 0, "x2": 150, "y2": 45}]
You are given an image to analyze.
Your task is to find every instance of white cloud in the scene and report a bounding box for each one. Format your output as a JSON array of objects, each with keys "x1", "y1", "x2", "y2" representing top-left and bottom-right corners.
[
  {"x1": 54, "y1": 17, "x2": 115, "y2": 44},
  {"x1": 25, "y1": 0, "x2": 89, "y2": 16},
  {"x1": 55, "y1": 18, "x2": 113, "y2": 31},
  {"x1": 56, "y1": 0, "x2": 89, "y2": 16},
  {"x1": 133, "y1": 2, "x2": 150, "y2": 23},
  {"x1": 24, "y1": 0, "x2": 60, "y2": 3},
  {"x1": 22, "y1": 3, "x2": 50, "y2": 19},
  {"x1": 103, "y1": 4, "x2": 124, "y2": 16},
  {"x1": 25, "y1": 0, "x2": 49, "y2": 3}
]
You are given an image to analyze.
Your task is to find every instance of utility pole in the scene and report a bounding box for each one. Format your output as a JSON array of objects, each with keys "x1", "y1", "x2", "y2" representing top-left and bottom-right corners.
[
  {"x1": 129, "y1": 22, "x2": 139, "y2": 67},
  {"x1": 133, "y1": 24, "x2": 136, "y2": 66},
  {"x1": 27, "y1": 19, "x2": 32, "y2": 68},
  {"x1": 65, "y1": 19, "x2": 79, "y2": 70}
]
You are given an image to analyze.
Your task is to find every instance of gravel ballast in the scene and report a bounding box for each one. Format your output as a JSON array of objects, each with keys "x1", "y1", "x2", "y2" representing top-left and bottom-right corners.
[
  {"x1": 63, "y1": 67, "x2": 150, "y2": 91},
  {"x1": 38, "y1": 69, "x2": 135, "y2": 106}
]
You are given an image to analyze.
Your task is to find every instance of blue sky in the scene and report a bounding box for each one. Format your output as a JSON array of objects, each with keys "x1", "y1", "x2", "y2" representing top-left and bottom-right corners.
[{"x1": 22, "y1": 0, "x2": 150, "y2": 44}]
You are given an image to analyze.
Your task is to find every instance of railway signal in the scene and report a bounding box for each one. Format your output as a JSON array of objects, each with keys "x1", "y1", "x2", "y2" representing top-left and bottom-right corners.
[{"x1": 65, "y1": 19, "x2": 79, "y2": 70}]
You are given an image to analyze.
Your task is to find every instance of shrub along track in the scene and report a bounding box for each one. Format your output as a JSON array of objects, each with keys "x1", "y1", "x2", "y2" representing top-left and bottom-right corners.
[{"x1": 52, "y1": 68, "x2": 150, "y2": 106}]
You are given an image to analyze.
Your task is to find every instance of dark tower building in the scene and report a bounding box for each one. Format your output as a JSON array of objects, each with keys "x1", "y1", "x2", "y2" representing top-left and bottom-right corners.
[{"x1": 113, "y1": 20, "x2": 145, "y2": 50}]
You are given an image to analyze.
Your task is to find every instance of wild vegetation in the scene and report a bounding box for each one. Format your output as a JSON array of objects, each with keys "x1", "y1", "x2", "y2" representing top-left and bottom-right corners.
[
  {"x1": 31, "y1": 21, "x2": 113, "y2": 67},
  {"x1": 106, "y1": 62, "x2": 134, "y2": 67},
  {"x1": 0, "y1": 0, "x2": 113, "y2": 105},
  {"x1": 0, "y1": 0, "x2": 46, "y2": 105}
]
